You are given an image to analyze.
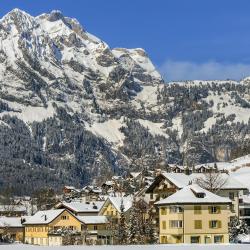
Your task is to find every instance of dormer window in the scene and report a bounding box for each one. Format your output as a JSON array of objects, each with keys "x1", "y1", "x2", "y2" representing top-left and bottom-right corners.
[
  {"x1": 191, "y1": 187, "x2": 206, "y2": 198},
  {"x1": 196, "y1": 193, "x2": 205, "y2": 198}
]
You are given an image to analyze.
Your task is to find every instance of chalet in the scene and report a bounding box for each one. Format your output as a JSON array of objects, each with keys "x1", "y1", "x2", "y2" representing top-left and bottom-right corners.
[
  {"x1": 23, "y1": 209, "x2": 82, "y2": 246},
  {"x1": 63, "y1": 186, "x2": 78, "y2": 194},
  {"x1": 156, "y1": 184, "x2": 232, "y2": 244},
  {"x1": 0, "y1": 216, "x2": 24, "y2": 242},
  {"x1": 99, "y1": 197, "x2": 133, "y2": 222},
  {"x1": 81, "y1": 186, "x2": 102, "y2": 201}
]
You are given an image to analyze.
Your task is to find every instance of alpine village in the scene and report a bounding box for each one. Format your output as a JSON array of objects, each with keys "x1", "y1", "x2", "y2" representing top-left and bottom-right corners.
[{"x1": 0, "y1": 8, "x2": 250, "y2": 247}]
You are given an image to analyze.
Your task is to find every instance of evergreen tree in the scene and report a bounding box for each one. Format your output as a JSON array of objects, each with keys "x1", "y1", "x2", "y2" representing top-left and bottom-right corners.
[
  {"x1": 128, "y1": 198, "x2": 143, "y2": 244},
  {"x1": 229, "y1": 216, "x2": 249, "y2": 242},
  {"x1": 116, "y1": 199, "x2": 128, "y2": 245},
  {"x1": 145, "y1": 207, "x2": 158, "y2": 244}
]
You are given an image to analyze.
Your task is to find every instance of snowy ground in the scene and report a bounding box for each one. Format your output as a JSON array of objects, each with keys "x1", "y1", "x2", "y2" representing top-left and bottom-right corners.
[{"x1": 0, "y1": 244, "x2": 249, "y2": 250}]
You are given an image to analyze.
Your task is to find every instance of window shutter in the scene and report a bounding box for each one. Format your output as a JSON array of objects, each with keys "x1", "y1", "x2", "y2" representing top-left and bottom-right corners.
[
  {"x1": 209, "y1": 221, "x2": 212, "y2": 228},
  {"x1": 217, "y1": 206, "x2": 221, "y2": 214},
  {"x1": 218, "y1": 221, "x2": 222, "y2": 228},
  {"x1": 208, "y1": 206, "x2": 212, "y2": 214}
]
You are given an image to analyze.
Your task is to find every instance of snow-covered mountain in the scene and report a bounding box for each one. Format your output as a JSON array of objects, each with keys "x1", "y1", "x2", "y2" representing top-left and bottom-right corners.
[{"x1": 0, "y1": 9, "x2": 250, "y2": 194}]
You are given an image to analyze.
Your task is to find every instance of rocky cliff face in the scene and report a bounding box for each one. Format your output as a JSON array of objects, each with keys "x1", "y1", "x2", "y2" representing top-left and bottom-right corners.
[{"x1": 0, "y1": 9, "x2": 250, "y2": 194}]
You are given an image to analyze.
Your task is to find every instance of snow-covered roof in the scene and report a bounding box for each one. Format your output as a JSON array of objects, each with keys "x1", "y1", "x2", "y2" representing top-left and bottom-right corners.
[
  {"x1": 23, "y1": 209, "x2": 65, "y2": 225},
  {"x1": 112, "y1": 176, "x2": 123, "y2": 180},
  {"x1": 0, "y1": 216, "x2": 23, "y2": 227},
  {"x1": 0, "y1": 205, "x2": 26, "y2": 212},
  {"x1": 231, "y1": 167, "x2": 250, "y2": 191},
  {"x1": 103, "y1": 181, "x2": 114, "y2": 186},
  {"x1": 155, "y1": 184, "x2": 231, "y2": 205},
  {"x1": 161, "y1": 172, "x2": 248, "y2": 190},
  {"x1": 57, "y1": 201, "x2": 104, "y2": 213},
  {"x1": 161, "y1": 172, "x2": 190, "y2": 188},
  {"x1": 130, "y1": 172, "x2": 141, "y2": 178},
  {"x1": 82, "y1": 186, "x2": 102, "y2": 193},
  {"x1": 240, "y1": 195, "x2": 250, "y2": 204},
  {"x1": 104, "y1": 197, "x2": 133, "y2": 213},
  {"x1": 64, "y1": 186, "x2": 75, "y2": 190},
  {"x1": 77, "y1": 216, "x2": 107, "y2": 224}
]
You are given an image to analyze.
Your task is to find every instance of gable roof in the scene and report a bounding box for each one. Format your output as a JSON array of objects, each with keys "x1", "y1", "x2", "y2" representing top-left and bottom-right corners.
[
  {"x1": 23, "y1": 209, "x2": 66, "y2": 225},
  {"x1": 130, "y1": 172, "x2": 142, "y2": 178},
  {"x1": 77, "y1": 216, "x2": 108, "y2": 224},
  {"x1": 101, "y1": 197, "x2": 133, "y2": 213},
  {"x1": 148, "y1": 172, "x2": 248, "y2": 191},
  {"x1": 0, "y1": 216, "x2": 23, "y2": 227},
  {"x1": 155, "y1": 184, "x2": 231, "y2": 205},
  {"x1": 55, "y1": 201, "x2": 104, "y2": 213}
]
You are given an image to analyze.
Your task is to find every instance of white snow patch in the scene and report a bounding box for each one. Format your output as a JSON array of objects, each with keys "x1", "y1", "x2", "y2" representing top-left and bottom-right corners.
[
  {"x1": 0, "y1": 102, "x2": 55, "y2": 123},
  {"x1": 85, "y1": 119, "x2": 125, "y2": 146},
  {"x1": 201, "y1": 92, "x2": 250, "y2": 132},
  {"x1": 134, "y1": 85, "x2": 161, "y2": 106},
  {"x1": 137, "y1": 119, "x2": 167, "y2": 138},
  {"x1": 171, "y1": 116, "x2": 183, "y2": 138}
]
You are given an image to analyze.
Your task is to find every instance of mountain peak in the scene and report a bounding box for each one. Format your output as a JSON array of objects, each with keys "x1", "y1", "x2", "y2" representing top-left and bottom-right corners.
[
  {"x1": 47, "y1": 10, "x2": 65, "y2": 22},
  {"x1": 2, "y1": 8, "x2": 32, "y2": 20}
]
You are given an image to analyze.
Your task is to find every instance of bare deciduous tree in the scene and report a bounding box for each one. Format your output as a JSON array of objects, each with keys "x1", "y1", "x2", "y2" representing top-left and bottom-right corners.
[{"x1": 194, "y1": 172, "x2": 227, "y2": 193}]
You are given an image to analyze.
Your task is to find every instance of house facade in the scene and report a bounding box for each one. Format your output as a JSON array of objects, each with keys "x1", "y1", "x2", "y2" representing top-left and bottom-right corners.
[
  {"x1": 156, "y1": 184, "x2": 232, "y2": 244},
  {"x1": 0, "y1": 216, "x2": 24, "y2": 242},
  {"x1": 23, "y1": 209, "x2": 82, "y2": 246}
]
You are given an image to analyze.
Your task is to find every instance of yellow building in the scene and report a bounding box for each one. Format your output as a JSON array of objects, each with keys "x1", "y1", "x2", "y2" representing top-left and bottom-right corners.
[
  {"x1": 23, "y1": 209, "x2": 112, "y2": 246},
  {"x1": 146, "y1": 172, "x2": 248, "y2": 220},
  {"x1": 99, "y1": 197, "x2": 133, "y2": 222},
  {"x1": 23, "y1": 209, "x2": 82, "y2": 246},
  {"x1": 155, "y1": 184, "x2": 232, "y2": 244},
  {"x1": 0, "y1": 216, "x2": 24, "y2": 242}
]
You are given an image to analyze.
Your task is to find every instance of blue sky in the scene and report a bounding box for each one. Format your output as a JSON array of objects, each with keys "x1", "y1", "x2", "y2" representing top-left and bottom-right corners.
[{"x1": 1, "y1": 0, "x2": 250, "y2": 81}]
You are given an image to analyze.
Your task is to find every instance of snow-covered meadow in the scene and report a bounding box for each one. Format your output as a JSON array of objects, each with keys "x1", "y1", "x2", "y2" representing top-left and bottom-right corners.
[{"x1": 1, "y1": 244, "x2": 250, "y2": 250}]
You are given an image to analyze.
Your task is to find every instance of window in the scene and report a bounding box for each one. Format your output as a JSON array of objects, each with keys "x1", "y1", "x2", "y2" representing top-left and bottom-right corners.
[
  {"x1": 191, "y1": 236, "x2": 200, "y2": 244},
  {"x1": 210, "y1": 220, "x2": 221, "y2": 229},
  {"x1": 230, "y1": 204, "x2": 235, "y2": 213},
  {"x1": 94, "y1": 225, "x2": 98, "y2": 230},
  {"x1": 229, "y1": 192, "x2": 235, "y2": 200},
  {"x1": 170, "y1": 206, "x2": 183, "y2": 213},
  {"x1": 170, "y1": 220, "x2": 183, "y2": 228},
  {"x1": 194, "y1": 220, "x2": 202, "y2": 229},
  {"x1": 194, "y1": 205, "x2": 201, "y2": 214},
  {"x1": 209, "y1": 206, "x2": 220, "y2": 214},
  {"x1": 211, "y1": 220, "x2": 217, "y2": 228},
  {"x1": 214, "y1": 235, "x2": 223, "y2": 243},
  {"x1": 61, "y1": 215, "x2": 68, "y2": 220},
  {"x1": 161, "y1": 208, "x2": 167, "y2": 215},
  {"x1": 150, "y1": 193, "x2": 154, "y2": 200},
  {"x1": 162, "y1": 221, "x2": 166, "y2": 229},
  {"x1": 161, "y1": 236, "x2": 167, "y2": 243}
]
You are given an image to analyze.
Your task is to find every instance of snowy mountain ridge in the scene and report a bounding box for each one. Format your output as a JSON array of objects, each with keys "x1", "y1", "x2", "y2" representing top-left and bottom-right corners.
[{"x1": 0, "y1": 9, "x2": 250, "y2": 194}]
